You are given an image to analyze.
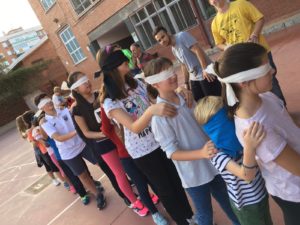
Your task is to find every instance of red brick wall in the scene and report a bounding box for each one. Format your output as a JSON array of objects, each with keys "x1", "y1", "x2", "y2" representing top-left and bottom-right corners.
[
  {"x1": 22, "y1": 39, "x2": 68, "y2": 91},
  {"x1": 0, "y1": 98, "x2": 29, "y2": 127},
  {"x1": 251, "y1": 0, "x2": 300, "y2": 24},
  {"x1": 28, "y1": 0, "x2": 300, "y2": 88},
  {"x1": 28, "y1": 0, "x2": 132, "y2": 89}
]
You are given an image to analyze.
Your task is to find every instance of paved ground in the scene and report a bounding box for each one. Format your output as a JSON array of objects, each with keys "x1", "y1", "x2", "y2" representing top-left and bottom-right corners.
[{"x1": 0, "y1": 24, "x2": 299, "y2": 225}]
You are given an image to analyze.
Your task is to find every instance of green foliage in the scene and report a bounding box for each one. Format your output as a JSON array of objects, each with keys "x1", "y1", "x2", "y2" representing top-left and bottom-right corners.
[{"x1": 0, "y1": 60, "x2": 51, "y2": 103}]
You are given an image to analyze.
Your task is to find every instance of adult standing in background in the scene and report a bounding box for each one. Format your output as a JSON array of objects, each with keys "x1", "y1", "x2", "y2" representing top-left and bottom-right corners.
[
  {"x1": 209, "y1": 0, "x2": 286, "y2": 104},
  {"x1": 153, "y1": 26, "x2": 221, "y2": 102}
]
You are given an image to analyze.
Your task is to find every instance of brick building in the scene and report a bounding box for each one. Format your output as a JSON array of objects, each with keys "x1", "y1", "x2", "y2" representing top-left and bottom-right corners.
[
  {"x1": 0, "y1": 36, "x2": 68, "y2": 127},
  {"x1": 0, "y1": 26, "x2": 46, "y2": 67},
  {"x1": 28, "y1": 0, "x2": 300, "y2": 88}
]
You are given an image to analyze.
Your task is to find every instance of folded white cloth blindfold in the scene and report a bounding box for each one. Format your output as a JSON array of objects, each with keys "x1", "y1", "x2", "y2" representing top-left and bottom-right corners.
[
  {"x1": 205, "y1": 63, "x2": 272, "y2": 106},
  {"x1": 144, "y1": 67, "x2": 175, "y2": 84},
  {"x1": 38, "y1": 98, "x2": 52, "y2": 109}
]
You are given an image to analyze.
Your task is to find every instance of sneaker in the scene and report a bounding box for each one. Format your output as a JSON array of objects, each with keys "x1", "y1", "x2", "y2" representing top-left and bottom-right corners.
[
  {"x1": 187, "y1": 215, "x2": 197, "y2": 225},
  {"x1": 70, "y1": 185, "x2": 77, "y2": 194},
  {"x1": 123, "y1": 197, "x2": 132, "y2": 208},
  {"x1": 96, "y1": 193, "x2": 106, "y2": 210},
  {"x1": 132, "y1": 199, "x2": 149, "y2": 217},
  {"x1": 94, "y1": 180, "x2": 105, "y2": 192},
  {"x1": 63, "y1": 182, "x2": 70, "y2": 191},
  {"x1": 81, "y1": 195, "x2": 90, "y2": 205},
  {"x1": 151, "y1": 194, "x2": 159, "y2": 205},
  {"x1": 52, "y1": 179, "x2": 61, "y2": 186},
  {"x1": 152, "y1": 212, "x2": 169, "y2": 225}
]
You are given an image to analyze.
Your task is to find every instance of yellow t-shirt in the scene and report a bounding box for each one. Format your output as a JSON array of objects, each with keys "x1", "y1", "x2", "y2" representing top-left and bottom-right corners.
[{"x1": 211, "y1": 0, "x2": 270, "y2": 51}]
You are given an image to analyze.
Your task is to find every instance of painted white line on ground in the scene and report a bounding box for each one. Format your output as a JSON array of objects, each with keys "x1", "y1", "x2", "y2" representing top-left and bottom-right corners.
[
  {"x1": 0, "y1": 173, "x2": 45, "y2": 208},
  {"x1": 46, "y1": 174, "x2": 106, "y2": 225}
]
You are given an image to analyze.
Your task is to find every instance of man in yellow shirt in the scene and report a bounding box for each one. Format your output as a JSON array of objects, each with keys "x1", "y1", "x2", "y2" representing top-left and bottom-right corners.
[{"x1": 210, "y1": 0, "x2": 286, "y2": 104}]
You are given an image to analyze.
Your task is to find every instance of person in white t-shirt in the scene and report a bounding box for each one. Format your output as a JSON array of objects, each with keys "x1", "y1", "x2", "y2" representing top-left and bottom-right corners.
[
  {"x1": 208, "y1": 42, "x2": 300, "y2": 225},
  {"x1": 34, "y1": 93, "x2": 106, "y2": 210}
]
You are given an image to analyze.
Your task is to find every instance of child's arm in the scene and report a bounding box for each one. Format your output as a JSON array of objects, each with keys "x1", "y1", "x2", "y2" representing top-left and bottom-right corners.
[
  {"x1": 170, "y1": 140, "x2": 217, "y2": 161},
  {"x1": 274, "y1": 145, "x2": 300, "y2": 176},
  {"x1": 107, "y1": 102, "x2": 177, "y2": 134},
  {"x1": 74, "y1": 115, "x2": 106, "y2": 139},
  {"x1": 225, "y1": 122, "x2": 265, "y2": 181},
  {"x1": 41, "y1": 121, "x2": 77, "y2": 142},
  {"x1": 52, "y1": 131, "x2": 77, "y2": 142}
]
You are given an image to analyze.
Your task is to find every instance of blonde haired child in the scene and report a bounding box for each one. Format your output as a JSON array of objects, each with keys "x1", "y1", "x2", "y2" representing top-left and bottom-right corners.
[{"x1": 195, "y1": 96, "x2": 272, "y2": 225}]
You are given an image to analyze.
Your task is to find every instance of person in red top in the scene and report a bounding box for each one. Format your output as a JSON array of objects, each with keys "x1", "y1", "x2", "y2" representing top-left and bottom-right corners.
[{"x1": 22, "y1": 111, "x2": 64, "y2": 186}]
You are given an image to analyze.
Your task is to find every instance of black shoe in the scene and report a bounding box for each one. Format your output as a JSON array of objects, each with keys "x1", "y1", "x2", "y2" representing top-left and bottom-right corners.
[
  {"x1": 94, "y1": 180, "x2": 102, "y2": 187},
  {"x1": 123, "y1": 197, "x2": 131, "y2": 208},
  {"x1": 94, "y1": 180, "x2": 104, "y2": 192},
  {"x1": 96, "y1": 193, "x2": 106, "y2": 210}
]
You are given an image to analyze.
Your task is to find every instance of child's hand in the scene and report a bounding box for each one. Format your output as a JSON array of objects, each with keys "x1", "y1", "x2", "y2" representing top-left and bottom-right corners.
[
  {"x1": 201, "y1": 140, "x2": 218, "y2": 159},
  {"x1": 151, "y1": 103, "x2": 177, "y2": 117},
  {"x1": 243, "y1": 122, "x2": 265, "y2": 151},
  {"x1": 176, "y1": 87, "x2": 193, "y2": 108}
]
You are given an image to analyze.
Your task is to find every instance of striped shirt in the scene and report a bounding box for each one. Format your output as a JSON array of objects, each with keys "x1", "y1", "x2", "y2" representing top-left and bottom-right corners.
[{"x1": 211, "y1": 152, "x2": 267, "y2": 209}]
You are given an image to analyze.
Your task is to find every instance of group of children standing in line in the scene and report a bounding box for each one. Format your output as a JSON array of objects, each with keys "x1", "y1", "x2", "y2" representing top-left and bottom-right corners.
[
  {"x1": 16, "y1": 41, "x2": 300, "y2": 225},
  {"x1": 15, "y1": 1, "x2": 300, "y2": 223}
]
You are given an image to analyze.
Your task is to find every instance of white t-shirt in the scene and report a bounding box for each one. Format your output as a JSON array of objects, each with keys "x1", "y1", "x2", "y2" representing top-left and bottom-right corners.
[
  {"x1": 103, "y1": 80, "x2": 160, "y2": 159},
  {"x1": 41, "y1": 108, "x2": 85, "y2": 160},
  {"x1": 235, "y1": 92, "x2": 300, "y2": 202}
]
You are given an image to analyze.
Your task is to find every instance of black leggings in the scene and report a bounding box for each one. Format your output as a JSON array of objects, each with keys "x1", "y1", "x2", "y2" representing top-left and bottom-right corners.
[
  {"x1": 190, "y1": 78, "x2": 222, "y2": 102},
  {"x1": 58, "y1": 160, "x2": 87, "y2": 198},
  {"x1": 121, "y1": 157, "x2": 157, "y2": 214},
  {"x1": 272, "y1": 195, "x2": 300, "y2": 225},
  {"x1": 134, "y1": 148, "x2": 193, "y2": 225}
]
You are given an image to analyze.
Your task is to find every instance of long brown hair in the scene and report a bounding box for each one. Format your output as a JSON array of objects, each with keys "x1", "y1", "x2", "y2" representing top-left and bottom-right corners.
[
  {"x1": 215, "y1": 42, "x2": 267, "y2": 117},
  {"x1": 97, "y1": 48, "x2": 137, "y2": 101}
]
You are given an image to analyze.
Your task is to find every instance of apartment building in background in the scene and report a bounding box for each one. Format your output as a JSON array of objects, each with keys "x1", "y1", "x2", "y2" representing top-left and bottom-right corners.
[
  {"x1": 28, "y1": 0, "x2": 300, "y2": 87},
  {"x1": 0, "y1": 26, "x2": 46, "y2": 67}
]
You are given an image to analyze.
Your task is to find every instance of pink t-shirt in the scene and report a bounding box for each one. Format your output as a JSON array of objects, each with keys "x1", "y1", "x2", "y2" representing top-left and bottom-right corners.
[{"x1": 235, "y1": 92, "x2": 300, "y2": 202}]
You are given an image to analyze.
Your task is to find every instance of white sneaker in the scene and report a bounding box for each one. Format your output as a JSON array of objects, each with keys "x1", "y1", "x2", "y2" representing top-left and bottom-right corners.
[
  {"x1": 52, "y1": 179, "x2": 61, "y2": 186},
  {"x1": 187, "y1": 215, "x2": 197, "y2": 225},
  {"x1": 152, "y1": 212, "x2": 168, "y2": 225}
]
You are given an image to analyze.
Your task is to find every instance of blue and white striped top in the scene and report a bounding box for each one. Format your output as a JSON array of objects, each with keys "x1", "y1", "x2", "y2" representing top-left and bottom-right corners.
[{"x1": 211, "y1": 152, "x2": 267, "y2": 209}]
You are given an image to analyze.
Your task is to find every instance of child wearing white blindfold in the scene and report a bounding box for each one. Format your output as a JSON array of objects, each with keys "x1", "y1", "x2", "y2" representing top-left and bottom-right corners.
[
  {"x1": 144, "y1": 57, "x2": 240, "y2": 225},
  {"x1": 213, "y1": 42, "x2": 300, "y2": 225}
]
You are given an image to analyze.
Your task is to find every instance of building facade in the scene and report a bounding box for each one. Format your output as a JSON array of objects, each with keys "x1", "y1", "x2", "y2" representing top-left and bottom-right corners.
[
  {"x1": 0, "y1": 26, "x2": 46, "y2": 67},
  {"x1": 28, "y1": 0, "x2": 300, "y2": 87}
]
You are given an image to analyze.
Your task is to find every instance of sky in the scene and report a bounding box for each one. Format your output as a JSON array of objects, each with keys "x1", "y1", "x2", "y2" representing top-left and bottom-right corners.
[{"x1": 0, "y1": 0, "x2": 41, "y2": 36}]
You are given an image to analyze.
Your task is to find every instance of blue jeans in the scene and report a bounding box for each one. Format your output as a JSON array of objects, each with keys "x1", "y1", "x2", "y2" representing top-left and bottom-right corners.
[{"x1": 186, "y1": 175, "x2": 240, "y2": 225}]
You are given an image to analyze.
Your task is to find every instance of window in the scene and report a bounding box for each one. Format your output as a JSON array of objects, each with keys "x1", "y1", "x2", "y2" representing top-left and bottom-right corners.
[
  {"x1": 40, "y1": 0, "x2": 56, "y2": 11},
  {"x1": 59, "y1": 26, "x2": 86, "y2": 64},
  {"x1": 7, "y1": 50, "x2": 12, "y2": 56},
  {"x1": 130, "y1": 0, "x2": 197, "y2": 49},
  {"x1": 2, "y1": 42, "x2": 8, "y2": 48},
  {"x1": 0, "y1": 53, "x2": 4, "y2": 59},
  {"x1": 70, "y1": 0, "x2": 99, "y2": 15},
  {"x1": 3, "y1": 61, "x2": 9, "y2": 66},
  {"x1": 12, "y1": 58, "x2": 16, "y2": 62},
  {"x1": 196, "y1": 0, "x2": 215, "y2": 20}
]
